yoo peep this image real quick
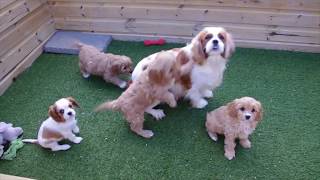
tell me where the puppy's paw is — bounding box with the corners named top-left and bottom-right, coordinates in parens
top-left (82, 73), bottom-right (90, 78)
top-left (119, 81), bottom-right (127, 89)
top-left (73, 137), bottom-right (83, 144)
top-left (193, 99), bottom-right (208, 109)
top-left (52, 144), bottom-right (71, 151)
top-left (202, 90), bottom-right (213, 98)
top-left (240, 139), bottom-right (251, 148)
top-left (147, 109), bottom-right (166, 120)
top-left (73, 126), bottom-right (80, 134)
top-left (141, 130), bottom-right (154, 138)
top-left (208, 131), bottom-right (218, 141)
top-left (224, 150), bottom-right (235, 160)
top-left (169, 100), bottom-right (177, 108)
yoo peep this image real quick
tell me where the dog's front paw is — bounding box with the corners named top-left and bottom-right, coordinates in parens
top-left (73, 137), bottom-right (83, 144)
top-left (147, 109), bottom-right (166, 120)
top-left (52, 144), bottom-right (71, 151)
top-left (202, 90), bottom-right (213, 98)
top-left (119, 81), bottom-right (127, 89)
top-left (224, 150), bottom-right (235, 160)
top-left (169, 100), bottom-right (177, 108)
top-left (208, 131), bottom-right (218, 141)
top-left (141, 130), bottom-right (154, 138)
top-left (240, 139), bottom-right (251, 148)
top-left (73, 126), bottom-right (80, 133)
top-left (193, 99), bottom-right (208, 109)
top-left (82, 73), bottom-right (90, 78)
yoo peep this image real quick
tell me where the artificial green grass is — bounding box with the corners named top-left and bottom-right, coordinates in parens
top-left (0, 40), bottom-right (319, 179)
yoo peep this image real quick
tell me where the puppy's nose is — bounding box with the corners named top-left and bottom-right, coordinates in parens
top-left (67, 111), bottom-right (73, 116)
top-left (213, 40), bottom-right (218, 45)
top-left (245, 115), bottom-right (251, 120)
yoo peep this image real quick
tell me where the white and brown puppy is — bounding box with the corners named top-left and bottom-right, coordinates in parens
top-left (23, 97), bottom-right (82, 151)
top-left (132, 27), bottom-right (235, 119)
top-left (206, 97), bottom-right (263, 160)
top-left (76, 42), bottom-right (133, 88)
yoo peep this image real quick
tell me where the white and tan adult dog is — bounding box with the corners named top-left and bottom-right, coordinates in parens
top-left (23, 97), bottom-right (82, 151)
top-left (132, 27), bottom-right (235, 119)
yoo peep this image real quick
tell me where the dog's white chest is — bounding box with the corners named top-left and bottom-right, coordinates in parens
top-left (191, 57), bottom-right (226, 88)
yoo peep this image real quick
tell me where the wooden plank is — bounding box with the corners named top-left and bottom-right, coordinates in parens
top-left (0, 5), bottom-right (50, 58)
top-left (0, 0), bottom-right (44, 33)
top-left (54, 17), bottom-right (320, 44)
top-left (0, 19), bottom-right (55, 81)
top-left (47, 0), bottom-right (320, 12)
top-left (0, 0), bottom-right (17, 10)
top-left (0, 22), bottom-right (55, 95)
top-left (109, 32), bottom-right (320, 53)
top-left (49, 3), bottom-right (320, 28)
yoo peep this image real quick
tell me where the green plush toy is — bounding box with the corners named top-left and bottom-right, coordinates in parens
top-left (2, 139), bottom-right (24, 160)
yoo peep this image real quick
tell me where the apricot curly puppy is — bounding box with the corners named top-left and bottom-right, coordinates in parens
top-left (76, 42), bottom-right (133, 88)
top-left (95, 51), bottom-right (191, 138)
top-left (206, 97), bottom-right (263, 160)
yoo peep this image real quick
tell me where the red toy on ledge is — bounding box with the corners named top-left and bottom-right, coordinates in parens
top-left (143, 38), bottom-right (166, 46)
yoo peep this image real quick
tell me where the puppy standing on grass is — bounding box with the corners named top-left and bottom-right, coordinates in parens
top-left (206, 97), bottom-right (263, 160)
top-left (23, 97), bottom-right (82, 151)
top-left (95, 51), bottom-right (194, 138)
top-left (76, 42), bottom-right (133, 88)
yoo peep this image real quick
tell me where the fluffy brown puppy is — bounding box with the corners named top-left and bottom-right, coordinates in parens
top-left (76, 42), bottom-right (133, 88)
top-left (95, 51), bottom-right (191, 138)
top-left (206, 97), bottom-right (263, 160)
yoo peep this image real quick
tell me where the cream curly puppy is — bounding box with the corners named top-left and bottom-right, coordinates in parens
top-left (76, 42), bottom-right (133, 88)
top-left (206, 97), bottom-right (263, 160)
top-left (95, 50), bottom-right (193, 138)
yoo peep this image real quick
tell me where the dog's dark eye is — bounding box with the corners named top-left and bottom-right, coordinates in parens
top-left (69, 105), bottom-right (72, 108)
top-left (205, 34), bottom-right (213, 40)
top-left (218, 33), bottom-right (225, 41)
top-left (59, 109), bottom-right (64, 114)
top-left (240, 107), bottom-right (245, 111)
top-left (252, 109), bottom-right (256, 112)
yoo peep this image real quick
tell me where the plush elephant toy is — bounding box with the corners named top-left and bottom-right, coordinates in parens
top-left (0, 122), bottom-right (23, 157)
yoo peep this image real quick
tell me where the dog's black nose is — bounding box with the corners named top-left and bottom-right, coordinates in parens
top-left (245, 115), bottom-right (251, 120)
top-left (67, 112), bottom-right (73, 116)
top-left (213, 40), bottom-right (218, 45)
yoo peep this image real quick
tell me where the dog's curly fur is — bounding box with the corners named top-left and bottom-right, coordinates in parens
top-left (76, 42), bottom-right (133, 88)
top-left (95, 51), bottom-right (192, 138)
top-left (205, 97), bottom-right (263, 160)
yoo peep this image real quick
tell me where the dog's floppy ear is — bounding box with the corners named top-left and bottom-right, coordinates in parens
top-left (192, 31), bottom-right (208, 65)
top-left (254, 101), bottom-right (263, 121)
top-left (48, 105), bottom-right (65, 122)
top-left (220, 31), bottom-right (235, 59)
top-left (176, 50), bottom-right (192, 76)
top-left (67, 97), bottom-right (80, 108)
top-left (227, 100), bottom-right (238, 119)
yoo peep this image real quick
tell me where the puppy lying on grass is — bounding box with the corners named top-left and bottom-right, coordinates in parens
top-left (76, 42), bottom-right (133, 88)
top-left (95, 50), bottom-right (194, 138)
top-left (206, 97), bottom-right (263, 160)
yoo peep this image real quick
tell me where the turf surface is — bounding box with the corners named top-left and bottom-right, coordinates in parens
top-left (0, 41), bottom-right (319, 179)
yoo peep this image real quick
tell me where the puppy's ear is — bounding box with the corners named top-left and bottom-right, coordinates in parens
top-left (111, 65), bottom-right (120, 75)
top-left (192, 31), bottom-right (208, 64)
top-left (148, 69), bottom-right (165, 85)
top-left (220, 31), bottom-right (235, 59)
top-left (227, 100), bottom-right (238, 119)
top-left (48, 105), bottom-right (65, 122)
top-left (176, 50), bottom-right (192, 76)
top-left (254, 101), bottom-right (263, 121)
top-left (67, 97), bottom-right (80, 108)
